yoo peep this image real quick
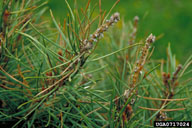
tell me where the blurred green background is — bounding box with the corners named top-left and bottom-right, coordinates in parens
top-left (47, 0), bottom-right (192, 63)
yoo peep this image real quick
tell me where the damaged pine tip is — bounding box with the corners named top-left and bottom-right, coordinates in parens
top-left (80, 12), bottom-right (120, 52)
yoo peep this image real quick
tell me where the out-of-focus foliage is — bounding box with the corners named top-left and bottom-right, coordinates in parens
top-left (48, 0), bottom-right (192, 63)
